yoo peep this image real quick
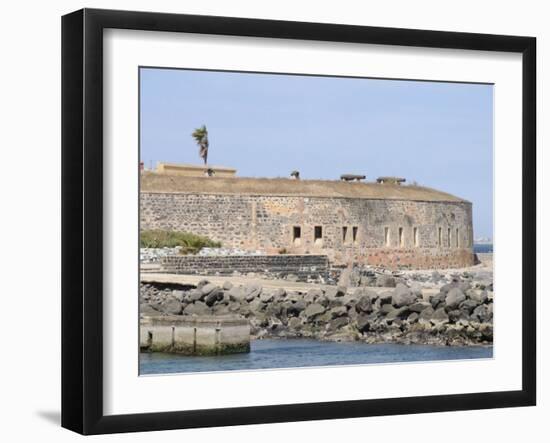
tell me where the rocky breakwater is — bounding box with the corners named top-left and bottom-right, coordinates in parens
top-left (140, 276), bottom-right (493, 347)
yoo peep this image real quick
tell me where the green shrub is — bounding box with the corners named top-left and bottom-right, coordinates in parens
top-left (140, 230), bottom-right (221, 254)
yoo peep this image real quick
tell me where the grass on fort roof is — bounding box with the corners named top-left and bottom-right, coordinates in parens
top-left (140, 229), bottom-right (221, 254)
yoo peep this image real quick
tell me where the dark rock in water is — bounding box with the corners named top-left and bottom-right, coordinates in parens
top-left (328, 317), bottom-right (349, 331)
top-left (377, 275), bottom-right (396, 288)
top-left (183, 301), bottom-right (210, 316)
top-left (445, 288), bottom-right (466, 310)
top-left (160, 297), bottom-right (183, 315)
top-left (355, 295), bottom-right (373, 313)
top-left (356, 314), bottom-right (370, 332)
top-left (288, 317), bottom-right (302, 330)
top-left (392, 283), bottom-right (417, 307)
top-left (304, 303), bottom-right (326, 319)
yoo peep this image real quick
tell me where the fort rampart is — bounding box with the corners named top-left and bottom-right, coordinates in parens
top-left (140, 174), bottom-right (475, 270)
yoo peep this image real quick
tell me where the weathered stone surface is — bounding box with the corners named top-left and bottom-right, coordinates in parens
top-left (459, 299), bottom-right (479, 314)
top-left (472, 304), bottom-right (492, 323)
top-left (243, 282), bottom-right (262, 301)
top-left (160, 297), bottom-right (183, 315)
top-left (286, 300), bottom-right (307, 317)
top-left (328, 306), bottom-right (348, 319)
top-left (409, 301), bottom-right (431, 313)
top-left (140, 303), bottom-right (160, 316)
top-left (386, 306), bottom-right (409, 321)
top-left (288, 317), bottom-right (302, 329)
top-left (355, 296), bottom-right (373, 313)
top-left (431, 307), bottom-right (449, 325)
top-left (172, 290), bottom-right (185, 302)
top-left (418, 306), bottom-right (435, 320)
top-left (430, 292), bottom-right (446, 309)
top-left (328, 317), bottom-right (349, 331)
top-left (259, 291), bottom-right (274, 303)
top-left (204, 288), bottom-right (223, 306)
top-left (272, 288), bottom-right (287, 300)
top-left (445, 288), bottom-right (466, 310)
top-left (183, 301), bottom-right (210, 316)
top-left (304, 303), bottom-right (326, 319)
top-left (200, 283), bottom-right (218, 296)
top-left (227, 285), bottom-right (246, 301)
top-left (305, 288), bottom-right (323, 302)
top-left (222, 281), bottom-right (233, 290)
top-left (392, 284), bottom-right (417, 307)
top-left (469, 290), bottom-right (489, 304)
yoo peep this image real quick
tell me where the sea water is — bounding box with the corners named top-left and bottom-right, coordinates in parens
top-left (140, 339), bottom-right (493, 375)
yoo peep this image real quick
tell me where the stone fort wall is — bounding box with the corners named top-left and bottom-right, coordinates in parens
top-left (140, 192), bottom-right (474, 269)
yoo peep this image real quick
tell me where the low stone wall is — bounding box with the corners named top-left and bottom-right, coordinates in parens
top-left (364, 248), bottom-right (475, 270)
top-left (140, 315), bottom-right (250, 355)
top-left (160, 254), bottom-right (329, 278)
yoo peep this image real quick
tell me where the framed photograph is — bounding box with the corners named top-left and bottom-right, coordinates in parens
top-left (61, 8), bottom-right (536, 435)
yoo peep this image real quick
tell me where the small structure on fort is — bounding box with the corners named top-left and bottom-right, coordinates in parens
top-left (340, 174), bottom-right (366, 182)
top-left (377, 176), bottom-right (406, 185)
top-left (140, 164), bottom-right (474, 270)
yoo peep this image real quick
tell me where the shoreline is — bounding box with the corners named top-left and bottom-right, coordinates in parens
top-left (140, 259), bottom-right (493, 348)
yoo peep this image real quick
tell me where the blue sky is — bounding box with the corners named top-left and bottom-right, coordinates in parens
top-left (140, 68), bottom-right (493, 239)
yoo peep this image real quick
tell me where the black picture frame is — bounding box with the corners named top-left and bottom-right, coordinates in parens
top-left (61, 8), bottom-right (536, 435)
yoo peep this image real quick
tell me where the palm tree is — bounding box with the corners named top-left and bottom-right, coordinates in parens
top-left (191, 125), bottom-right (209, 165)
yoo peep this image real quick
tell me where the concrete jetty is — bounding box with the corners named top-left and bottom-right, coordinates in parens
top-left (140, 315), bottom-right (250, 355)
